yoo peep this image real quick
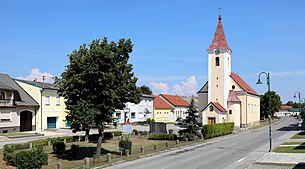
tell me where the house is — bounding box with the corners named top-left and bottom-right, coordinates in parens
top-left (15, 79), bottom-right (69, 131)
top-left (153, 95), bottom-right (174, 123)
top-left (197, 15), bottom-right (260, 128)
top-left (275, 106), bottom-right (298, 117)
top-left (114, 94), bottom-right (154, 123)
top-left (159, 94), bottom-right (189, 120)
top-left (0, 73), bottom-right (39, 133)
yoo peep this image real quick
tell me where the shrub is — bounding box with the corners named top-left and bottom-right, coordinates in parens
top-left (148, 133), bottom-right (177, 140)
top-left (201, 122), bottom-right (234, 139)
top-left (70, 144), bottom-right (80, 160)
top-left (112, 131), bottom-right (122, 136)
top-left (13, 147), bottom-right (48, 169)
top-left (119, 136), bottom-right (132, 155)
top-left (133, 129), bottom-right (139, 135)
top-left (52, 142), bottom-right (66, 155)
top-left (104, 132), bottom-right (114, 140)
top-left (31, 139), bottom-right (49, 148)
top-left (139, 131), bottom-right (149, 135)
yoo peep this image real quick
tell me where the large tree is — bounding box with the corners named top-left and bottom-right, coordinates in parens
top-left (176, 97), bottom-right (201, 140)
top-left (260, 91), bottom-right (282, 119)
top-left (139, 85), bottom-right (152, 95)
top-left (55, 38), bottom-right (141, 159)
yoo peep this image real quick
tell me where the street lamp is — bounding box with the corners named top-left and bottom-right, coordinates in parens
top-left (256, 72), bottom-right (272, 152)
top-left (293, 91), bottom-right (301, 120)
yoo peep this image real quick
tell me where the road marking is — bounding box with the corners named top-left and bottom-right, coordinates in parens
top-left (234, 157), bottom-right (245, 163)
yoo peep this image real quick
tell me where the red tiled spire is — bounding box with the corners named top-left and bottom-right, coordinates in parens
top-left (207, 15), bottom-right (230, 51)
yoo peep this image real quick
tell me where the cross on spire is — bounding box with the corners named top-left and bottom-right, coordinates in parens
top-left (218, 7), bottom-right (222, 15)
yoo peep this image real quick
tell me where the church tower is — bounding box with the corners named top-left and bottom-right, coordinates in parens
top-left (207, 15), bottom-right (231, 109)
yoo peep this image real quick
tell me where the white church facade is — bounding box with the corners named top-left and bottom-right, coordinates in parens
top-left (198, 15), bottom-right (260, 128)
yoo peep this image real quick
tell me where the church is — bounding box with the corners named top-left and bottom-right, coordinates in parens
top-left (197, 15), bottom-right (260, 128)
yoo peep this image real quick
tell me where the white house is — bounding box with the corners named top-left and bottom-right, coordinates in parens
top-left (114, 94), bottom-right (154, 123)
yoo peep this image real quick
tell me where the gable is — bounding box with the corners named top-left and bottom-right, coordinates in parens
top-left (197, 81), bottom-right (208, 93)
top-left (201, 102), bottom-right (227, 112)
top-left (230, 72), bottom-right (259, 96)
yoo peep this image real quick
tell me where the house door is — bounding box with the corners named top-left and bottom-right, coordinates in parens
top-left (20, 111), bottom-right (32, 132)
top-left (47, 117), bottom-right (57, 128)
top-left (208, 117), bottom-right (216, 124)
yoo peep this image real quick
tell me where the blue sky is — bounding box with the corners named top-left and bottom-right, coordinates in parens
top-left (0, 0), bottom-right (304, 103)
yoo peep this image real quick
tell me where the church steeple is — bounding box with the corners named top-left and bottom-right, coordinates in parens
top-left (207, 15), bottom-right (230, 51)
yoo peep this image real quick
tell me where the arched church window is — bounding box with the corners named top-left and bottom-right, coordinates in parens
top-left (209, 106), bottom-right (213, 111)
top-left (215, 57), bottom-right (220, 66)
top-left (232, 85), bottom-right (235, 90)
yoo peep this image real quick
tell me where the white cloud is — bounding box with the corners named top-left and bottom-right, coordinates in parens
top-left (17, 68), bottom-right (54, 83)
top-left (150, 82), bottom-right (169, 94)
top-left (149, 76), bottom-right (198, 96)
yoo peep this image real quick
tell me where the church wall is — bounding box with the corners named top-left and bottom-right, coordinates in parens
top-left (246, 95), bottom-right (260, 126)
top-left (198, 93), bottom-right (208, 112)
top-left (227, 102), bottom-right (241, 127)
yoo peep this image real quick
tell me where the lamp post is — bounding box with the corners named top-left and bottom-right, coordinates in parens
top-left (293, 91), bottom-right (301, 120)
top-left (256, 72), bottom-right (272, 152)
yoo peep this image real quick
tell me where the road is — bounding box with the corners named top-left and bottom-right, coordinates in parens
top-left (105, 117), bottom-right (299, 169)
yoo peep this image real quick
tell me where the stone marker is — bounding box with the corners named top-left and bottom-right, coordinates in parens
top-left (141, 146), bottom-right (145, 154)
top-left (84, 157), bottom-right (90, 168)
top-left (126, 150), bottom-right (130, 157)
top-left (154, 144), bottom-right (158, 150)
top-left (57, 161), bottom-right (63, 169)
top-left (176, 140), bottom-right (179, 144)
top-left (107, 153), bottom-right (111, 163)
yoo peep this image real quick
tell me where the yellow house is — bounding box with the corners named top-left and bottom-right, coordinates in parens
top-left (197, 15), bottom-right (260, 128)
top-left (15, 79), bottom-right (69, 131)
top-left (153, 95), bottom-right (174, 123)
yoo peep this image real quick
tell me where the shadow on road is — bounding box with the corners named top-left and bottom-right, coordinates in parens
top-left (293, 163), bottom-right (305, 169)
top-left (276, 123), bottom-right (298, 131)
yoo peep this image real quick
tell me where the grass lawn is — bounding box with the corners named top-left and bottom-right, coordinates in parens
top-left (0, 135), bottom-right (203, 169)
top-left (291, 132), bottom-right (305, 139)
top-left (0, 132), bottom-right (38, 137)
top-left (273, 144), bottom-right (305, 153)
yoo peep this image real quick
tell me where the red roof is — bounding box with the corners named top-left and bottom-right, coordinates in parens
top-left (212, 102), bottom-right (227, 112)
top-left (160, 94), bottom-right (189, 107)
top-left (227, 90), bottom-right (241, 102)
top-left (207, 15), bottom-right (230, 51)
top-left (280, 106), bottom-right (293, 109)
top-left (154, 96), bottom-right (173, 109)
top-left (230, 72), bottom-right (259, 96)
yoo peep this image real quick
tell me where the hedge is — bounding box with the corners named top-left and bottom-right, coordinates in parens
top-left (148, 133), bottom-right (177, 140)
top-left (119, 136), bottom-right (132, 155)
top-left (201, 122), bottom-right (234, 139)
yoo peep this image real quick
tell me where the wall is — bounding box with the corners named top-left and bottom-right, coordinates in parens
top-left (153, 108), bottom-right (173, 122)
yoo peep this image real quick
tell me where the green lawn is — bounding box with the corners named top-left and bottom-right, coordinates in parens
top-left (273, 145), bottom-right (305, 153)
top-left (282, 142), bottom-right (305, 145)
top-left (291, 132), bottom-right (305, 139)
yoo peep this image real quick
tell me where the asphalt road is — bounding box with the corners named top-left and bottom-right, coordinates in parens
top-left (105, 117), bottom-right (299, 169)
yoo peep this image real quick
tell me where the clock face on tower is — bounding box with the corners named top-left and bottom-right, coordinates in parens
top-left (215, 49), bottom-right (220, 55)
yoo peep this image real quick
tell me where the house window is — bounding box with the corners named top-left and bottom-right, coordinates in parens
top-left (56, 96), bottom-right (60, 106)
top-left (115, 112), bottom-right (121, 119)
top-left (229, 110), bottom-right (232, 115)
top-left (0, 91), bottom-right (5, 100)
top-left (0, 110), bottom-right (11, 122)
top-left (131, 112), bottom-right (136, 119)
top-left (45, 96), bottom-right (50, 106)
top-left (215, 57), bottom-right (220, 66)
top-left (209, 106), bottom-right (213, 112)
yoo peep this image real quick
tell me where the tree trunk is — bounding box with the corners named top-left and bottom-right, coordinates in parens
top-left (95, 125), bottom-right (104, 160)
top-left (85, 129), bottom-right (90, 143)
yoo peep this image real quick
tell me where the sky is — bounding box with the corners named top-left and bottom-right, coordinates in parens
top-left (0, 0), bottom-right (305, 103)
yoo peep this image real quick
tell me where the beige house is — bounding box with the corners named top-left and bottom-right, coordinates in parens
top-left (198, 15), bottom-right (260, 128)
top-left (0, 73), bottom-right (39, 133)
top-left (16, 79), bottom-right (69, 131)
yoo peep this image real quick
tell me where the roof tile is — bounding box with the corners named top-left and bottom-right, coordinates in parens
top-left (208, 15), bottom-right (230, 51)
top-left (160, 94), bottom-right (189, 107)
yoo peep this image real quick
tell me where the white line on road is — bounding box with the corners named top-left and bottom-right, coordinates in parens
top-left (234, 157), bottom-right (245, 163)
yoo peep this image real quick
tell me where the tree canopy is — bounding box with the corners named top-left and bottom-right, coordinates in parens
top-left (260, 91), bottom-right (282, 118)
top-left (55, 37), bottom-right (141, 158)
top-left (139, 85), bottom-right (152, 95)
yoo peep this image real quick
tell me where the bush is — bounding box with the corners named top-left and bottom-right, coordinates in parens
top-left (104, 132), bottom-right (114, 140)
top-left (52, 142), bottom-right (66, 155)
top-left (13, 147), bottom-right (48, 169)
top-left (31, 139), bottom-right (49, 148)
top-left (139, 131), bottom-right (149, 135)
top-left (112, 131), bottom-right (122, 136)
top-left (148, 133), bottom-right (177, 140)
top-left (201, 122), bottom-right (234, 139)
top-left (133, 129), bottom-right (139, 135)
top-left (119, 136), bottom-right (132, 155)
top-left (70, 144), bottom-right (80, 160)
